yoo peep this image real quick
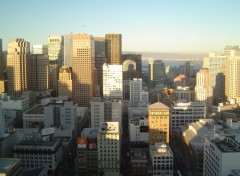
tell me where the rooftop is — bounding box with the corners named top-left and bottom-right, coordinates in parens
top-left (25, 105), bottom-right (44, 115)
top-left (149, 102), bottom-right (170, 110)
top-left (0, 158), bottom-right (21, 173)
top-left (209, 136), bottom-right (240, 153)
top-left (22, 166), bottom-right (47, 176)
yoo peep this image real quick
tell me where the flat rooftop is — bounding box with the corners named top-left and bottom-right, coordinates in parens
top-left (210, 136), bottom-right (240, 153)
top-left (22, 166), bottom-right (47, 176)
top-left (0, 158), bottom-right (21, 173)
top-left (25, 105), bottom-right (44, 114)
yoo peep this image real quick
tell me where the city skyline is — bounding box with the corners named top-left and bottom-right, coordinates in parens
top-left (1, 0), bottom-right (240, 53)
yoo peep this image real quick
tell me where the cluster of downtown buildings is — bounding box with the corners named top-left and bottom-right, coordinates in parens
top-left (0, 34), bottom-right (240, 176)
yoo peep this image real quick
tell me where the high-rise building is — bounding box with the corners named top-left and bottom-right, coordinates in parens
top-left (103, 63), bottom-right (123, 99)
top-left (98, 122), bottom-right (120, 176)
top-left (195, 69), bottom-right (212, 113)
top-left (72, 34), bottom-right (95, 107)
top-left (58, 66), bottom-right (72, 98)
top-left (122, 54), bottom-right (142, 79)
top-left (0, 39), bottom-right (2, 53)
top-left (184, 61), bottom-right (193, 77)
top-left (0, 102), bottom-right (5, 134)
top-left (148, 102), bottom-right (170, 144)
top-left (48, 35), bottom-right (64, 65)
top-left (29, 45), bottom-right (49, 92)
top-left (64, 33), bottom-right (73, 67)
top-left (7, 38), bottom-right (30, 97)
top-left (105, 34), bottom-right (122, 64)
top-left (148, 58), bottom-right (166, 86)
top-left (94, 37), bottom-right (106, 96)
top-left (224, 45), bottom-right (240, 56)
top-left (225, 52), bottom-right (240, 104)
top-left (129, 78), bottom-right (148, 106)
top-left (49, 64), bottom-right (59, 96)
top-left (203, 52), bottom-right (227, 103)
top-left (48, 36), bottom-right (64, 96)
top-left (0, 39), bottom-right (4, 71)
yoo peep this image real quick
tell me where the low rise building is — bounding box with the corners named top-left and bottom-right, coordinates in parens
top-left (129, 116), bottom-right (148, 143)
top-left (13, 137), bottom-right (62, 172)
top-left (174, 86), bottom-right (194, 102)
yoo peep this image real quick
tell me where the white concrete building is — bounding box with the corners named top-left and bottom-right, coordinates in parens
top-left (203, 52), bottom-right (226, 101)
top-left (98, 122), bottom-right (120, 176)
top-left (90, 97), bottom-right (122, 128)
top-left (48, 35), bottom-right (64, 65)
top-left (195, 69), bottom-right (213, 113)
top-left (128, 104), bottom-right (148, 119)
top-left (174, 86), bottom-right (194, 102)
top-left (203, 135), bottom-right (240, 176)
top-left (0, 94), bottom-right (29, 111)
top-left (171, 100), bottom-right (206, 131)
top-left (150, 143), bottom-right (173, 176)
top-left (129, 116), bottom-right (148, 143)
top-left (103, 63), bottom-right (123, 99)
top-left (23, 98), bottom-right (77, 129)
top-left (129, 78), bottom-right (149, 106)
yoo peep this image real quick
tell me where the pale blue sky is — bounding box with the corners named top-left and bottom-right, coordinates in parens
top-left (1, 0), bottom-right (240, 53)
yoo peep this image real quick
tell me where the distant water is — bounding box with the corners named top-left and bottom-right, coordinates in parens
top-left (142, 59), bottom-right (203, 71)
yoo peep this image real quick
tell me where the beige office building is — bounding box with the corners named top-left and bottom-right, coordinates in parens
top-left (225, 52), bottom-right (240, 104)
top-left (148, 102), bottom-right (170, 145)
top-left (195, 68), bottom-right (212, 113)
top-left (105, 34), bottom-right (122, 64)
top-left (58, 66), bottom-right (72, 98)
top-left (72, 34), bottom-right (95, 107)
top-left (7, 38), bottom-right (30, 97)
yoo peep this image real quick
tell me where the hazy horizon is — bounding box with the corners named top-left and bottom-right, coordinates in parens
top-left (1, 0), bottom-right (240, 52)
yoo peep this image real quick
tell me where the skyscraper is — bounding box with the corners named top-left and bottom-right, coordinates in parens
top-left (72, 34), bottom-right (95, 107)
top-left (148, 58), bottom-right (166, 86)
top-left (29, 45), bottom-right (49, 92)
top-left (195, 69), bottom-right (212, 113)
top-left (103, 63), bottom-right (123, 99)
top-left (184, 61), bottom-right (193, 77)
top-left (7, 38), bottom-right (30, 97)
top-left (48, 36), bottom-right (64, 96)
top-left (105, 34), bottom-right (122, 64)
top-left (224, 45), bottom-right (240, 56)
top-left (94, 37), bottom-right (106, 96)
top-left (58, 66), bottom-right (72, 98)
top-left (148, 102), bottom-right (170, 145)
top-left (122, 54), bottom-right (142, 79)
top-left (225, 52), bottom-right (240, 104)
top-left (203, 52), bottom-right (226, 103)
top-left (64, 33), bottom-right (73, 67)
